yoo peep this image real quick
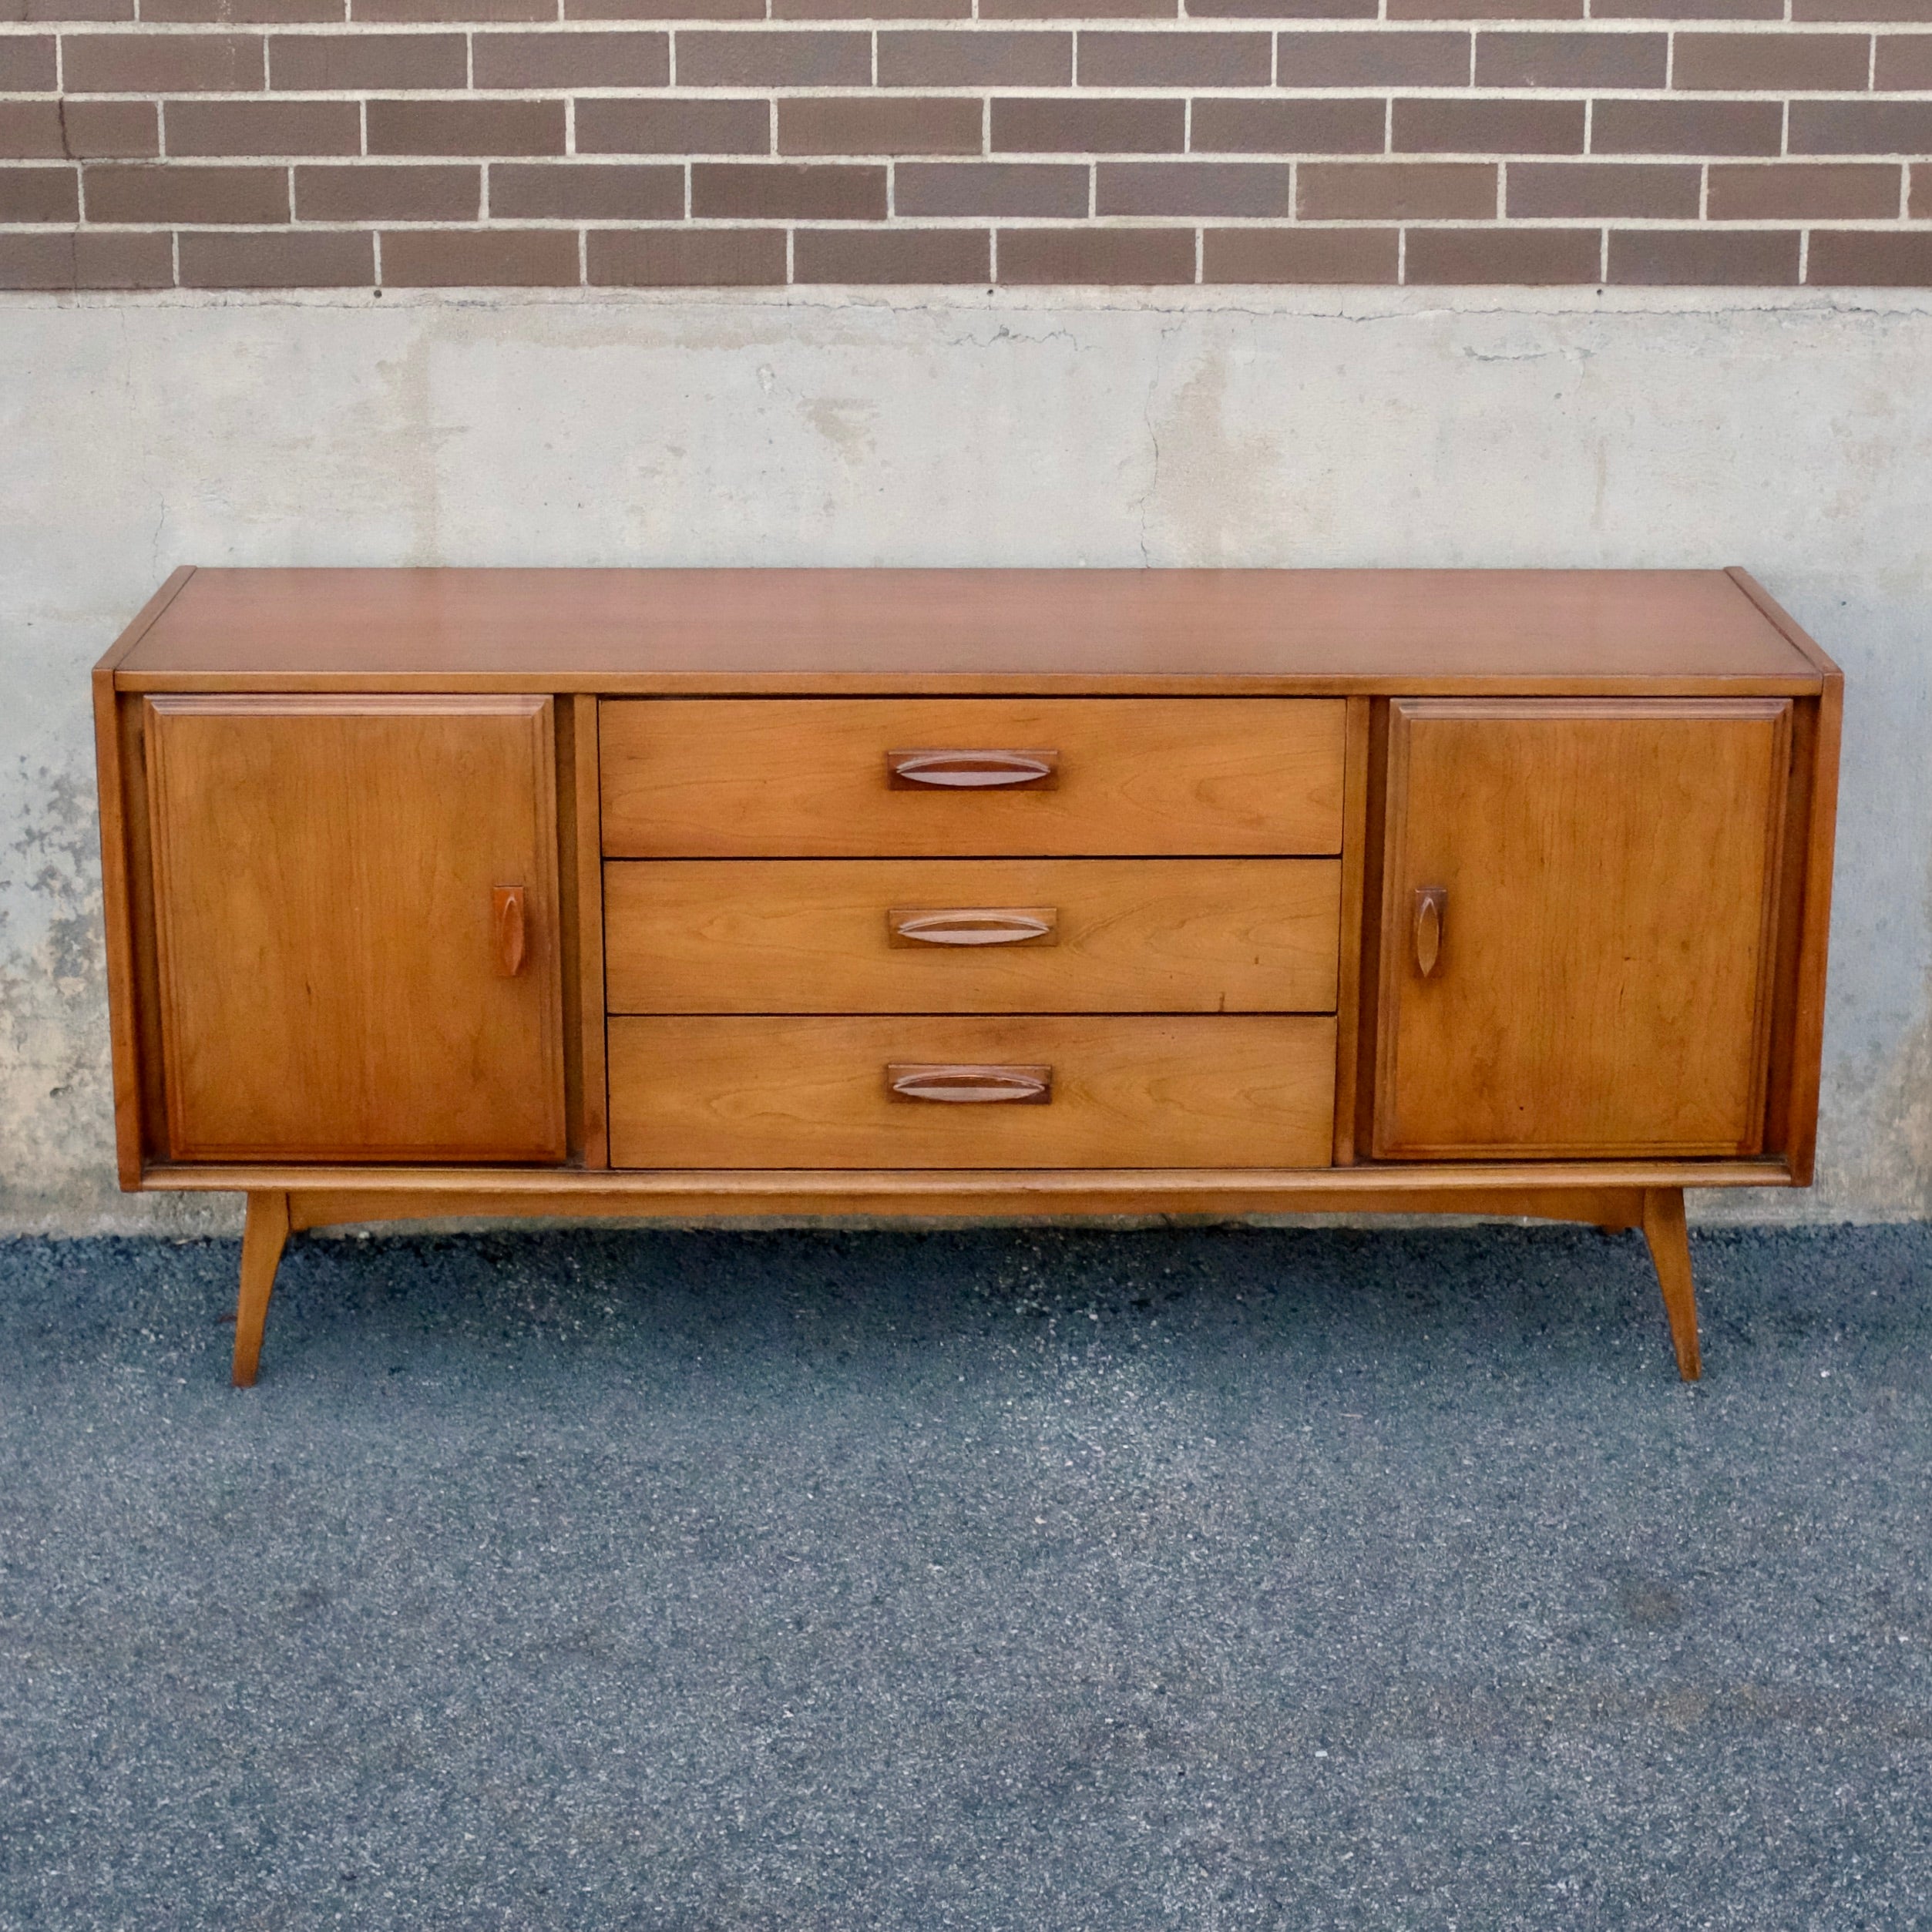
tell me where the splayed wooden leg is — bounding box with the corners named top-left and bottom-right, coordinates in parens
top-left (1641, 1187), bottom-right (1701, 1382)
top-left (234, 1190), bottom-right (291, 1389)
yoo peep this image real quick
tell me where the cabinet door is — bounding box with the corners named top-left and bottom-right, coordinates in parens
top-left (146, 695), bottom-right (565, 1163)
top-left (1373, 698), bottom-right (1790, 1159)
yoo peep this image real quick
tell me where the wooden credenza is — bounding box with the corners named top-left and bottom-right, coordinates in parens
top-left (92, 568), bottom-right (1843, 1386)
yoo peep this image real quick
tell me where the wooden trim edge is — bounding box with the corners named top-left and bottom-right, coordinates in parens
top-left (1725, 568), bottom-right (1843, 680)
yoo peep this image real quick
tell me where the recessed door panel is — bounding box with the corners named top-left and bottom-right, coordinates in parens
top-left (146, 694), bottom-right (566, 1163)
top-left (1373, 698), bottom-right (1790, 1159)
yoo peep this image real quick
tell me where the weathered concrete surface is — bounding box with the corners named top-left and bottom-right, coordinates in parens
top-left (2, 287), bottom-right (1928, 1229)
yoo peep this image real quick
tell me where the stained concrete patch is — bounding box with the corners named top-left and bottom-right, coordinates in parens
top-left (1, 1223), bottom-right (1928, 1927)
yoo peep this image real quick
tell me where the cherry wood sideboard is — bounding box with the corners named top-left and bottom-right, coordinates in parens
top-left (92, 568), bottom-right (1842, 1386)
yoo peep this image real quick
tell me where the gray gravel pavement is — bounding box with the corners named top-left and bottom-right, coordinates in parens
top-left (1, 1222), bottom-right (1929, 1930)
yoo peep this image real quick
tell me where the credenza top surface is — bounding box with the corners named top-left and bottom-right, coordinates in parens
top-left (108, 567), bottom-right (1829, 694)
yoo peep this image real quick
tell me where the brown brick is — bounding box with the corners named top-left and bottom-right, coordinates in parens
top-left (1077, 31), bottom-right (1270, 86)
top-left (577, 97), bottom-right (770, 153)
top-left (1709, 161), bottom-right (1901, 217)
top-left (368, 100), bottom-right (566, 156)
top-left (0, 102), bottom-right (155, 158)
top-left (62, 32), bottom-right (265, 92)
top-left (877, 29), bottom-right (1070, 85)
top-left (270, 32), bottom-right (467, 89)
top-left (143, 0), bottom-right (339, 18)
top-left (1507, 160), bottom-right (1700, 217)
top-left (691, 160), bottom-right (886, 217)
top-left (570, 0), bottom-right (758, 15)
top-left (165, 100), bottom-right (362, 157)
top-left (297, 162), bottom-right (481, 218)
top-left (1799, 0), bottom-right (1932, 18)
top-left (0, 165), bottom-right (76, 220)
top-left (778, 97), bottom-right (982, 155)
top-left (1190, 99), bottom-right (1384, 153)
top-left (1790, 100), bottom-right (1932, 150)
top-left (472, 30), bottom-right (669, 87)
top-left (982, 0), bottom-right (1174, 15)
top-left (1594, 0), bottom-right (1778, 15)
top-left (0, 35), bottom-right (55, 87)
top-left (795, 226), bottom-right (989, 281)
top-left (589, 226), bottom-right (785, 284)
top-left (1276, 30), bottom-right (1470, 84)
top-left (1393, 99), bottom-right (1584, 153)
top-left (1097, 160), bottom-right (1293, 214)
top-left (381, 227), bottom-right (580, 285)
top-left (84, 163), bottom-right (287, 223)
top-left (0, 230), bottom-right (171, 289)
top-left (777, 0), bottom-right (965, 15)
top-left (1807, 229), bottom-right (1932, 281)
top-left (354, 0), bottom-right (551, 18)
top-left (1390, 0), bottom-right (1578, 15)
top-left (1405, 225), bottom-right (1599, 282)
top-left (895, 160), bottom-right (1087, 215)
top-left (992, 98), bottom-right (1185, 153)
top-left (1299, 160), bottom-right (1495, 219)
top-left (60, 99), bottom-right (156, 156)
top-left (1, 0), bottom-right (130, 15)
top-left (1608, 227), bottom-right (1799, 281)
top-left (1672, 32), bottom-right (1873, 89)
top-left (1876, 33), bottom-right (1932, 83)
top-left (997, 225), bottom-right (1194, 282)
top-left (1917, 162), bottom-right (1930, 216)
top-left (1474, 29), bottom-right (1668, 86)
top-left (489, 160), bottom-right (682, 217)
top-left (181, 229), bottom-right (374, 287)
top-left (676, 30), bottom-right (871, 86)
top-left (1591, 98), bottom-right (1782, 155)
top-left (1196, 0), bottom-right (1374, 15)
top-left (1203, 226), bottom-right (1398, 280)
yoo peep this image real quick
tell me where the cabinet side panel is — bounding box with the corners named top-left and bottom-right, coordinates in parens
top-left (1781, 675), bottom-right (1842, 1184)
top-left (93, 679), bottom-right (143, 1187)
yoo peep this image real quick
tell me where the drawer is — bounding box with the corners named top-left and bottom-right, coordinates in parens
top-left (607, 1015), bottom-right (1337, 1170)
top-left (599, 699), bottom-right (1346, 858)
top-left (604, 858), bottom-right (1341, 1014)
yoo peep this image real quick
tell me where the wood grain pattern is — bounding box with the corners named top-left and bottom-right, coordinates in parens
top-left (573, 694), bottom-right (610, 1168)
top-left (145, 695), bottom-right (568, 1163)
top-left (113, 568), bottom-right (1821, 692)
top-left (600, 698), bottom-right (1346, 858)
top-left (606, 1015), bottom-right (1337, 1171)
top-left (1373, 699), bottom-right (1792, 1160)
top-left (603, 858), bottom-right (1341, 1014)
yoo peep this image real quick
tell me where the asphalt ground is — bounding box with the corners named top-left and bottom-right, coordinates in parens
top-left (1, 1223), bottom-right (1928, 1930)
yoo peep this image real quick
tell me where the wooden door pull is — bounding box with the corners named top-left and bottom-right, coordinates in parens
top-left (1413, 886), bottom-right (1446, 978)
top-left (886, 1063), bottom-right (1053, 1104)
top-left (888, 907), bottom-right (1059, 947)
top-left (492, 885), bottom-right (528, 977)
top-left (887, 749), bottom-right (1059, 790)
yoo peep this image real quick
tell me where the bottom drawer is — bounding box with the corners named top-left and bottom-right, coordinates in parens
top-left (607, 1015), bottom-right (1337, 1171)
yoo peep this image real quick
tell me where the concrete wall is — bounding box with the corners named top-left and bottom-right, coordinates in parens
top-left (4, 284), bottom-right (1928, 1231)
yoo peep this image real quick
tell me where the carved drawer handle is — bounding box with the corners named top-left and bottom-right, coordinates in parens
top-left (1413, 886), bottom-right (1446, 979)
top-left (887, 749), bottom-right (1060, 791)
top-left (492, 885), bottom-right (528, 978)
top-left (889, 907), bottom-right (1059, 948)
top-left (886, 1063), bottom-right (1053, 1104)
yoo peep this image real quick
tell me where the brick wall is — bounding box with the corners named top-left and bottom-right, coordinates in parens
top-left (2, 0), bottom-right (1929, 291)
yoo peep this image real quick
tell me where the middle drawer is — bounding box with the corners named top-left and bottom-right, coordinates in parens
top-left (605, 858), bottom-right (1342, 1014)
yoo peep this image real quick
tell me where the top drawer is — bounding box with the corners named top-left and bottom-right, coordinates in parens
top-left (600, 699), bottom-right (1347, 858)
